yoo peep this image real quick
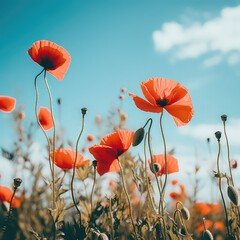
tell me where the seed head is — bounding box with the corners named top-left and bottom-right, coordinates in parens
top-left (13, 178), bottom-right (22, 188)
top-left (92, 160), bottom-right (97, 168)
top-left (227, 185), bottom-right (239, 206)
top-left (81, 107), bottom-right (87, 116)
top-left (221, 114), bottom-right (227, 122)
top-left (215, 131), bottom-right (222, 140)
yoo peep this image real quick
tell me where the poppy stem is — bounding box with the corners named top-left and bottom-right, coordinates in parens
top-left (222, 121), bottom-right (234, 186)
top-left (70, 110), bottom-right (86, 225)
top-left (117, 157), bottom-right (138, 239)
top-left (159, 111), bottom-right (167, 212)
top-left (143, 132), bottom-right (155, 211)
top-left (43, 71), bottom-right (57, 210)
top-left (216, 137), bottom-right (230, 236)
top-left (90, 162), bottom-right (97, 213)
top-left (146, 119), bottom-right (163, 216)
top-left (109, 197), bottom-right (115, 239)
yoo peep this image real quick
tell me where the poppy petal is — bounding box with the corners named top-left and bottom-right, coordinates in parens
top-left (97, 159), bottom-right (120, 176)
top-left (129, 93), bottom-right (162, 113)
top-left (0, 96), bottom-right (16, 112)
top-left (38, 107), bottom-right (53, 130)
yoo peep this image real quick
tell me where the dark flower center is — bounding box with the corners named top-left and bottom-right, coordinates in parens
top-left (40, 57), bottom-right (55, 70)
top-left (156, 98), bottom-right (169, 107)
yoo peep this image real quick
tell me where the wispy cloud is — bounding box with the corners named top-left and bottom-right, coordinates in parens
top-left (178, 119), bottom-right (240, 146)
top-left (153, 5), bottom-right (240, 66)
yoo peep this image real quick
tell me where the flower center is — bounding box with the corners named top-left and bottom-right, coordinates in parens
top-left (40, 57), bottom-right (55, 70)
top-left (156, 98), bottom-right (168, 107)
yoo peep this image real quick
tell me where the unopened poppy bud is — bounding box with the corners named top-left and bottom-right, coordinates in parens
top-left (231, 159), bottom-right (237, 169)
top-left (92, 160), bottom-right (97, 167)
top-left (215, 131), bottom-right (222, 140)
top-left (132, 128), bottom-right (145, 146)
top-left (203, 230), bottom-right (213, 240)
top-left (227, 185), bottom-right (239, 206)
top-left (13, 178), bottom-right (22, 188)
top-left (57, 98), bottom-right (61, 105)
top-left (81, 107), bottom-right (87, 116)
top-left (181, 207), bottom-right (190, 220)
top-left (98, 233), bottom-right (109, 240)
top-left (221, 114), bottom-right (227, 122)
top-left (151, 163), bottom-right (161, 173)
top-left (206, 138), bottom-right (210, 143)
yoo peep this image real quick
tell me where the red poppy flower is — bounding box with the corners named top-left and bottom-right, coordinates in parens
top-left (88, 129), bottom-right (134, 176)
top-left (129, 78), bottom-right (194, 126)
top-left (28, 40), bottom-right (71, 80)
top-left (194, 202), bottom-right (220, 216)
top-left (38, 107), bottom-right (53, 131)
top-left (150, 154), bottom-right (179, 176)
top-left (50, 149), bottom-right (90, 170)
top-left (0, 186), bottom-right (20, 208)
top-left (0, 96), bottom-right (16, 113)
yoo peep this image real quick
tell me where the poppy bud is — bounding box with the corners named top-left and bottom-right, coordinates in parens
top-left (92, 160), bottom-right (97, 167)
top-left (13, 178), bottom-right (22, 188)
top-left (151, 163), bottom-right (161, 174)
top-left (203, 230), bottom-right (213, 240)
top-left (57, 98), bottom-right (61, 105)
top-left (227, 185), bottom-right (239, 206)
top-left (215, 131), bottom-right (222, 140)
top-left (132, 128), bottom-right (145, 146)
top-left (181, 207), bottom-right (190, 220)
top-left (206, 138), bottom-right (210, 143)
top-left (221, 114), bottom-right (227, 122)
top-left (81, 107), bottom-right (87, 116)
top-left (18, 112), bottom-right (25, 120)
top-left (231, 159), bottom-right (237, 169)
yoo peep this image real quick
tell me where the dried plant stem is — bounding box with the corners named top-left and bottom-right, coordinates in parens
top-left (90, 165), bottom-right (96, 213)
top-left (117, 158), bottom-right (138, 239)
top-left (43, 72), bottom-right (57, 209)
top-left (70, 113), bottom-right (85, 225)
top-left (223, 122), bottom-right (234, 186)
top-left (216, 139), bottom-right (230, 236)
top-left (143, 133), bottom-right (155, 211)
top-left (109, 197), bottom-right (115, 240)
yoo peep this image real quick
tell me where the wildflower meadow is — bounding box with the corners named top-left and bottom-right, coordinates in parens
top-left (0, 39), bottom-right (239, 240)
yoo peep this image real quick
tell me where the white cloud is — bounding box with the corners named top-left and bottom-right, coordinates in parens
top-left (153, 5), bottom-right (240, 65)
top-left (178, 118), bottom-right (240, 146)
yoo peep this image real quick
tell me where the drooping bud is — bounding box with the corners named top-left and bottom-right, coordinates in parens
top-left (150, 163), bottom-right (161, 174)
top-left (215, 131), bottom-right (222, 141)
top-left (227, 185), bottom-right (239, 206)
top-left (132, 128), bottom-right (145, 147)
top-left (13, 178), bottom-right (22, 188)
top-left (221, 114), bottom-right (227, 122)
top-left (203, 230), bottom-right (213, 240)
top-left (81, 107), bottom-right (87, 116)
top-left (181, 207), bottom-right (190, 220)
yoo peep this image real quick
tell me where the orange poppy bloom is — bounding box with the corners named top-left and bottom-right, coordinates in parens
top-left (150, 154), bottom-right (179, 176)
top-left (38, 107), bottom-right (53, 131)
top-left (0, 186), bottom-right (20, 208)
top-left (129, 78), bottom-right (194, 126)
top-left (0, 96), bottom-right (16, 113)
top-left (87, 134), bottom-right (94, 142)
top-left (88, 129), bottom-right (134, 176)
top-left (214, 221), bottom-right (224, 231)
top-left (171, 179), bottom-right (178, 185)
top-left (196, 219), bottom-right (213, 233)
top-left (169, 191), bottom-right (180, 200)
top-left (50, 149), bottom-right (90, 170)
top-left (28, 40), bottom-right (71, 80)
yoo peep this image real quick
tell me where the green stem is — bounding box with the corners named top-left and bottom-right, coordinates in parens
top-left (216, 139), bottom-right (230, 236)
top-left (70, 113), bottom-right (85, 225)
top-left (117, 158), bottom-right (138, 239)
top-left (43, 72), bottom-right (57, 209)
top-left (143, 133), bottom-right (155, 211)
top-left (223, 122), bottom-right (234, 186)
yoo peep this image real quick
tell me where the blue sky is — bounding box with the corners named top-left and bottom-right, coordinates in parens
top-left (1, 0), bottom-right (240, 200)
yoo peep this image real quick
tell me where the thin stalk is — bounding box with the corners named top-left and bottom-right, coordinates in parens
top-left (34, 70), bottom-right (53, 175)
top-left (70, 112), bottom-right (85, 225)
top-left (159, 111), bottom-right (168, 200)
top-left (43, 72), bottom-right (57, 209)
top-left (143, 133), bottom-right (155, 211)
top-left (90, 165), bottom-right (97, 213)
top-left (216, 139), bottom-right (230, 236)
top-left (117, 158), bottom-right (138, 239)
top-left (223, 121), bottom-right (234, 186)
top-left (109, 198), bottom-right (115, 240)
top-left (146, 118), bottom-right (163, 215)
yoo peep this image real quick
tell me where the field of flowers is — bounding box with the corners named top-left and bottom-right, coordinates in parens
top-left (0, 40), bottom-right (239, 240)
